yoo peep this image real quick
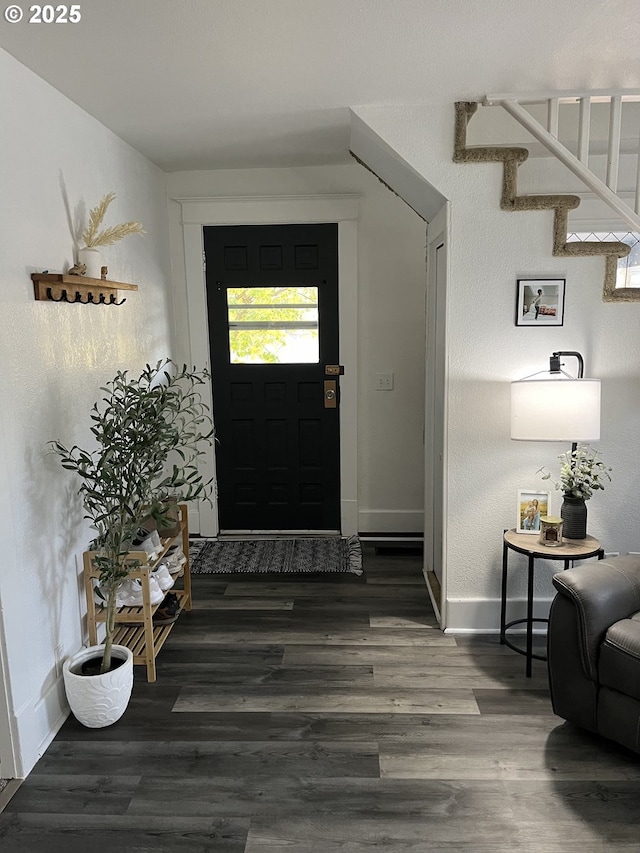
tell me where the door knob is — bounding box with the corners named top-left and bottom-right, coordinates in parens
top-left (324, 379), bottom-right (338, 409)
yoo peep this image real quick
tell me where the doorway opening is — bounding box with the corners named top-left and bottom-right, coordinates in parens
top-left (177, 194), bottom-right (360, 538)
top-left (204, 223), bottom-right (341, 533)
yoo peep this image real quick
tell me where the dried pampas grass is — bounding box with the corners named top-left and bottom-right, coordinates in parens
top-left (82, 192), bottom-right (146, 248)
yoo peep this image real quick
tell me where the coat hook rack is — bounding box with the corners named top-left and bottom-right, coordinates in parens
top-left (32, 273), bottom-right (138, 306)
top-left (46, 287), bottom-right (65, 302)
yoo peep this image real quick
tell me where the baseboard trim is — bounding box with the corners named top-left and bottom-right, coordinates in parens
top-left (359, 533), bottom-right (423, 543)
top-left (425, 569), bottom-right (442, 625)
top-left (12, 675), bottom-right (70, 777)
top-left (358, 509), bottom-right (423, 533)
top-left (0, 778), bottom-right (22, 813)
top-left (444, 596), bottom-right (554, 632)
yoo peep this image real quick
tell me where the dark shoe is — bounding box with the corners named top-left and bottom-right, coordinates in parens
top-left (153, 592), bottom-right (181, 624)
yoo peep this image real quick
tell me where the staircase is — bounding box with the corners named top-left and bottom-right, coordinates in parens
top-left (454, 94), bottom-right (640, 302)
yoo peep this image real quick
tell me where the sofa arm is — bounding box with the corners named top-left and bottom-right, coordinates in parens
top-left (552, 555), bottom-right (640, 680)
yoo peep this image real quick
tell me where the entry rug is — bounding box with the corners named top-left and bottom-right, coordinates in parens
top-left (189, 536), bottom-right (363, 575)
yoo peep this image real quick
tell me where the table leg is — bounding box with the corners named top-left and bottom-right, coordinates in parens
top-left (500, 539), bottom-right (509, 644)
top-left (526, 553), bottom-right (534, 678)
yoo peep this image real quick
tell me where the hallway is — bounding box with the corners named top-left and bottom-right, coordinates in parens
top-left (1, 546), bottom-right (639, 851)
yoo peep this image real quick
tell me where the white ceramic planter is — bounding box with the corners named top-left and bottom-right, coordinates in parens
top-left (78, 247), bottom-right (102, 279)
top-left (63, 644), bottom-right (133, 728)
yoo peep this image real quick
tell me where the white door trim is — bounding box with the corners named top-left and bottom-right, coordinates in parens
top-left (0, 603), bottom-right (19, 779)
top-left (424, 204), bottom-right (449, 628)
top-left (175, 195), bottom-right (360, 537)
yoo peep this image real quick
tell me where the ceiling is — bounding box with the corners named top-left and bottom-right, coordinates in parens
top-left (1, 0), bottom-right (639, 171)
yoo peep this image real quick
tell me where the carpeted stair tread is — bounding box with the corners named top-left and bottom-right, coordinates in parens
top-left (555, 240), bottom-right (630, 257)
top-left (453, 145), bottom-right (529, 164)
top-left (453, 100), bottom-right (632, 301)
top-left (508, 194), bottom-right (581, 211)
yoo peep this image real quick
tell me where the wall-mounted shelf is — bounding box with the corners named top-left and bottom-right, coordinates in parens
top-left (31, 273), bottom-right (138, 305)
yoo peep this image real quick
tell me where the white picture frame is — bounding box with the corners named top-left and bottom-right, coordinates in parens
top-left (516, 278), bottom-right (565, 326)
top-left (516, 489), bottom-right (551, 534)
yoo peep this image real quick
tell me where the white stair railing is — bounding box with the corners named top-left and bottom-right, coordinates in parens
top-left (483, 91), bottom-right (640, 231)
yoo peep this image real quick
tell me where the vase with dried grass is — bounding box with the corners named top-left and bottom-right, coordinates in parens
top-left (78, 192), bottom-right (145, 279)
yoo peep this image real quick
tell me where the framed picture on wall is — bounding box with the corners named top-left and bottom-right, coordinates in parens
top-left (516, 489), bottom-right (551, 534)
top-left (515, 278), bottom-right (565, 326)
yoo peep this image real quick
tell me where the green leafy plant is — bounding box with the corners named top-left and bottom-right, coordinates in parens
top-left (82, 192), bottom-right (145, 248)
top-left (52, 360), bottom-right (214, 673)
top-left (537, 443), bottom-right (612, 500)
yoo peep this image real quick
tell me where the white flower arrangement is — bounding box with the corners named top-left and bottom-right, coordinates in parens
top-left (538, 444), bottom-right (612, 500)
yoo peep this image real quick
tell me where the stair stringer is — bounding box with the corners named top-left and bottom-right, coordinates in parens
top-left (453, 101), bottom-right (633, 303)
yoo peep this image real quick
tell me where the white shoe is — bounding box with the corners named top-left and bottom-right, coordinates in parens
top-left (93, 572), bottom-right (166, 607)
top-left (116, 575), bottom-right (164, 607)
top-left (93, 582), bottom-right (110, 607)
top-left (166, 545), bottom-right (187, 576)
top-left (93, 580), bottom-right (135, 607)
top-left (152, 561), bottom-right (175, 592)
top-left (132, 529), bottom-right (162, 561)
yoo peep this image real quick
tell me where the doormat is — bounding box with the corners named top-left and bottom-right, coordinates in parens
top-left (189, 536), bottom-right (363, 575)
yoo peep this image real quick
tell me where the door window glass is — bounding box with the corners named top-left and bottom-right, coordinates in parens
top-left (227, 286), bottom-right (319, 364)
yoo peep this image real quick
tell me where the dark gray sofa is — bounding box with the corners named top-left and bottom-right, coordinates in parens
top-left (548, 554), bottom-right (640, 754)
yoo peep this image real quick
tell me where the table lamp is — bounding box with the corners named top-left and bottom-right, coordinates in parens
top-left (511, 351), bottom-right (601, 448)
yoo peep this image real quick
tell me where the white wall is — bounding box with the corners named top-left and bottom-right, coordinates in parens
top-left (0, 49), bottom-right (173, 776)
top-left (166, 165), bottom-right (428, 534)
top-left (353, 103), bottom-right (640, 630)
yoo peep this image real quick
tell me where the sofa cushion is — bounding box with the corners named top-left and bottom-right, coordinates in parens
top-left (599, 611), bottom-right (640, 702)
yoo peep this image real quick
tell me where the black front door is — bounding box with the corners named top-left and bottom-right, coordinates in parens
top-left (204, 223), bottom-right (341, 531)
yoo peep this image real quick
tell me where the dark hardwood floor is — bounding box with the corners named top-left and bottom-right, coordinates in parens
top-left (1, 545), bottom-right (639, 851)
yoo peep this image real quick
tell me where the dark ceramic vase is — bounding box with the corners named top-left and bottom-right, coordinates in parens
top-left (561, 495), bottom-right (588, 539)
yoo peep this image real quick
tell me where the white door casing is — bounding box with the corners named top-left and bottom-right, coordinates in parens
top-left (424, 203), bottom-right (449, 627)
top-left (175, 195), bottom-right (360, 537)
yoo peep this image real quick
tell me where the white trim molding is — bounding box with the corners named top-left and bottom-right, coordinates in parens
top-left (173, 194), bottom-right (360, 537)
top-left (425, 204), bottom-right (449, 630)
top-left (444, 596), bottom-right (554, 633)
top-left (178, 195), bottom-right (360, 225)
top-left (357, 509), bottom-right (424, 533)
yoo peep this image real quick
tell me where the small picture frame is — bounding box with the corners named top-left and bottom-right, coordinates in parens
top-left (515, 278), bottom-right (565, 326)
top-left (516, 490), bottom-right (551, 534)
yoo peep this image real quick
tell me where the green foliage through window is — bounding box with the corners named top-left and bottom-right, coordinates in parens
top-left (227, 286), bottom-right (319, 364)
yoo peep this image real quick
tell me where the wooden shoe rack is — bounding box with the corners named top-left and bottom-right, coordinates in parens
top-left (83, 504), bottom-right (191, 682)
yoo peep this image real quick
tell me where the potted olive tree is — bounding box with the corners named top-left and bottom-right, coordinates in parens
top-left (53, 359), bottom-right (213, 726)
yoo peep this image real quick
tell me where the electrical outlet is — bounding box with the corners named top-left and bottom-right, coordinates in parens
top-left (375, 372), bottom-right (394, 391)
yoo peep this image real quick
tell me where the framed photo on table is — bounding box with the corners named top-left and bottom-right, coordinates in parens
top-left (516, 489), bottom-right (551, 534)
top-left (515, 278), bottom-right (565, 326)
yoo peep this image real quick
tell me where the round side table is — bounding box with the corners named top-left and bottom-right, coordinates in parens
top-left (500, 529), bottom-right (603, 677)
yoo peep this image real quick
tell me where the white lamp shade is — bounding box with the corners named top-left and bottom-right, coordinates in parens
top-left (511, 378), bottom-right (601, 441)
